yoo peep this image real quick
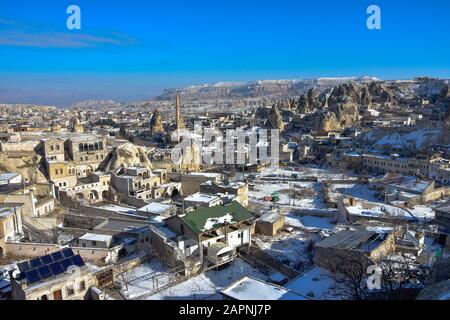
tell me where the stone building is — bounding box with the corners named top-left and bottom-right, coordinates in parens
top-left (45, 161), bottom-right (78, 188)
top-left (434, 200), bottom-right (450, 236)
top-left (10, 248), bottom-right (96, 300)
top-left (65, 135), bottom-right (108, 177)
top-left (181, 172), bottom-right (222, 196)
top-left (199, 180), bottom-right (249, 207)
top-left (163, 201), bottom-right (255, 270)
top-left (0, 182), bottom-right (55, 218)
top-left (255, 210), bottom-right (285, 236)
top-left (112, 166), bottom-right (166, 202)
top-left (313, 228), bottom-right (396, 272)
top-left (41, 138), bottom-right (65, 162)
top-left (58, 171), bottom-right (111, 204)
top-left (0, 204), bottom-right (24, 256)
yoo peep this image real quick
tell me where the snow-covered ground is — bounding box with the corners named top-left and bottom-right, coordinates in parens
top-left (119, 259), bottom-right (170, 299)
top-left (327, 183), bottom-right (380, 203)
top-left (285, 266), bottom-right (337, 300)
top-left (254, 229), bottom-right (321, 271)
top-left (145, 258), bottom-right (268, 300)
top-left (409, 205), bottom-right (435, 221)
top-left (249, 180), bottom-right (327, 209)
top-left (243, 165), bottom-right (357, 182)
top-left (285, 213), bottom-right (336, 231)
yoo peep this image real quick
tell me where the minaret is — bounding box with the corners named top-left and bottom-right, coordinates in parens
top-left (176, 93), bottom-right (181, 131)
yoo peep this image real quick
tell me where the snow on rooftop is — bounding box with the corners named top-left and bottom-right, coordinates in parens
top-left (202, 213), bottom-right (234, 232)
top-left (99, 204), bottom-right (138, 214)
top-left (285, 266), bottom-right (336, 300)
top-left (184, 192), bottom-right (220, 204)
top-left (0, 173), bottom-right (20, 181)
top-left (138, 202), bottom-right (171, 215)
top-left (145, 258), bottom-right (269, 300)
top-left (221, 276), bottom-right (307, 300)
top-left (79, 233), bottom-right (112, 242)
top-left (346, 202), bottom-right (416, 220)
top-left (186, 172), bottom-right (221, 178)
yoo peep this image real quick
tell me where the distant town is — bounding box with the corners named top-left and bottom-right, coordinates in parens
top-left (0, 76), bottom-right (449, 301)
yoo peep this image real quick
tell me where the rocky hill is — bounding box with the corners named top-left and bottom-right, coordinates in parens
top-left (154, 77), bottom-right (381, 102)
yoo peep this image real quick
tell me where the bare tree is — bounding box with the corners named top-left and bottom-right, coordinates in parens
top-left (327, 251), bottom-right (426, 300)
top-left (377, 254), bottom-right (426, 300)
top-left (326, 251), bottom-right (372, 300)
top-left (115, 264), bottom-right (138, 292)
top-left (303, 239), bottom-right (315, 267)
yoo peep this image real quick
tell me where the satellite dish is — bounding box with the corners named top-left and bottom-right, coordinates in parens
top-left (12, 270), bottom-right (21, 279)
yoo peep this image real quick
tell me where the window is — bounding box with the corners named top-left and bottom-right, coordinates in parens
top-left (92, 241), bottom-right (97, 247)
top-left (55, 169), bottom-right (58, 175)
top-left (60, 169), bottom-right (63, 174)
top-left (79, 281), bottom-right (85, 291)
top-left (50, 145), bottom-right (54, 151)
top-left (56, 145), bottom-right (60, 151)
top-left (67, 287), bottom-right (75, 296)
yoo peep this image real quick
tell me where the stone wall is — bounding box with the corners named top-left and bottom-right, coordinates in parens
top-left (5, 242), bottom-right (115, 263)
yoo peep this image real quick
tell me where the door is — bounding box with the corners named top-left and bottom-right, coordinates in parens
top-left (53, 289), bottom-right (63, 300)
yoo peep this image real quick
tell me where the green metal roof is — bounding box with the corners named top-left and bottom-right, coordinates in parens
top-left (179, 201), bottom-right (254, 234)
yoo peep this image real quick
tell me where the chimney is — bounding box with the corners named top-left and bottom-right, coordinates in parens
top-left (349, 197), bottom-right (355, 206)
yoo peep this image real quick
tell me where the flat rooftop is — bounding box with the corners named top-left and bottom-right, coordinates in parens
top-left (138, 202), bottom-right (172, 215)
top-left (78, 233), bottom-right (112, 242)
top-left (0, 205), bottom-right (20, 218)
top-left (184, 192), bottom-right (220, 203)
top-left (94, 218), bottom-right (150, 232)
top-left (221, 276), bottom-right (307, 300)
top-left (316, 229), bottom-right (375, 250)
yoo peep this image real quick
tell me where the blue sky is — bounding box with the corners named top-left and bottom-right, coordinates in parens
top-left (0, 0), bottom-right (449, 105)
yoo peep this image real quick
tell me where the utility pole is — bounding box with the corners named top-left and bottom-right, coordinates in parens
top-left (293, 183), bottom-right (296, 206)
top-left (288, 182), bottom-right (291, 206)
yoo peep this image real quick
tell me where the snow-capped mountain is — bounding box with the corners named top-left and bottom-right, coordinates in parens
top-left (153, 77), bottom-right (448, 102)
top-left (154, 77), bottom-right (384, 101)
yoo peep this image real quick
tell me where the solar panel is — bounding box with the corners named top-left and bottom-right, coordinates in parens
top-left (60, 258), bottom-right (73, 271)
top-left (70, 255), bottom-right (85, 267)
top-left (50, 251), bottom-right (63, 261)
top-left (17, 261), bottom-right (31, 273)
top-left (37, 265), bottom-right (53, 280)
top-left (29, 258), bottom-right (43, 269)
top-left (49, 262), bottom-right (64, 276)
top-left (25, 269), bottom-right (41, 285)
top-left (61, 248), bottom-right (75, 258)
top-left (40, 254), bottom-right (54, 265)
